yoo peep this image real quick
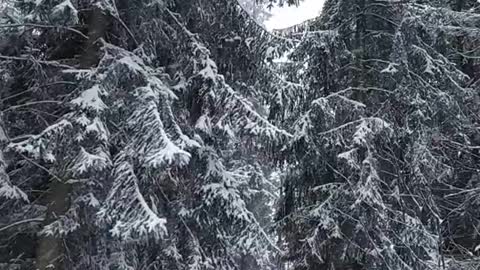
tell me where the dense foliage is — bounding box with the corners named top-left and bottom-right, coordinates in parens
top-left (272, 0), bottom-right (480, 269)
top-left (0, 0), bottom-right (479, 270)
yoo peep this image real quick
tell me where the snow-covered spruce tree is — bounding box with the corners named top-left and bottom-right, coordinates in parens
top-left (0, 1), bottom-right (83, 268)
top-left (0, 0), bottom-right (292, 269)
top-left (273, 0), bottom-right (480, 269)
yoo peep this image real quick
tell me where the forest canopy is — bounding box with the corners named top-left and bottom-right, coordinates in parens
top-left (0, 0), bottom-right (479, 270)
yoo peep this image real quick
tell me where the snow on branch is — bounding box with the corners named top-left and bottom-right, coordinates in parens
top-left (70, 147), bottom-right (111, 176)
top-left (98, 157), bottom-right (168, 240)
top-left (224, 84), bottom-right (294, 139)
top-left (70, 85), bottom-right (107, 112)
top-left (8, 119), bottom-right (72, 162)
top-left (189, 34), bottom-right (293, 141)
top-left (0, 151), bottom-right (28, 202)
top-left (127, 101), bottom-right (191, 168)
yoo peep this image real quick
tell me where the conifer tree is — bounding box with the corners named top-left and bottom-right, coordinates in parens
top-left (1, 0), bottom-right (479, 270)
top-left (0, 0), bottom-right (291, 269)
top-left (273, 0), bottom-right (480, 269)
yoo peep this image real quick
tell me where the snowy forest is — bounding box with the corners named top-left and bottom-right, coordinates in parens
top-left (0, 0), bottom-right (479, 269)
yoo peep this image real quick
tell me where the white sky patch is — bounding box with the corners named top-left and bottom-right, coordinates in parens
top-left (265, 0), bottom-right (325, 31)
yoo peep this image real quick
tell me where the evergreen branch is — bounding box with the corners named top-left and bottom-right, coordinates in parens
top-left (2, 101), bottom-right (64, 113)
top-left (317, 117), bottom-right (385, 136)
top-left (319, 87), bottom-right (393, 101)
top-left (0, 23), bottom-right (88, 39)
top-left (0, 217), bottom-right (44, 233)
top-left (16, 152), bottom-right (65, 183)
top-left (0, 55), bottom-right (75, 69)
top-left (226, 85), bottom-right (294, 138)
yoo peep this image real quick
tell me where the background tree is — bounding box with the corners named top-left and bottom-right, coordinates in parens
top-left (272, 0), bottom-right (480, 269)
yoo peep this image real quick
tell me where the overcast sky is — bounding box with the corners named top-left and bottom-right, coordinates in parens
top-left (265, 0), bottom-right (325, 31)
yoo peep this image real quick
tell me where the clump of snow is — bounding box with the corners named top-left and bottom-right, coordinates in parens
top-left (0, 183), bottom-right (29, 201)
top-left (145, 140), bottom-right (191, 168)
top-left (118, 56), bottom-right (144, 74)
top-left (337, 149), bottom-right (358, 169)
top-left (195, 115), bottom-right (212, 133)
top-left (199, 58), bottom-right (218, 82)
top-left (353, 118), bottom-right (391, 146)
top-left (99, 160), bottom-right (169, 240)
top-left (89, 117), bottom-right (109, 139)
top-left (40, 214), bottom-right (80, 236)
top-left (71, 85), bottom-right (107, 112)
top-left (8, 120), bottom-right (72, 161)
top-left (353, 120), bottom-right (371, 146)
top-left (381, 63), bottom-right (398, 74)
top-left (71, 147), bottom-right (111, 175)
top-left (413, 45), bottom-right (439, 75)
top-left (0, 153), bottom-right (29, 202)
top-left (51, 0), bottom-right (79, 24)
